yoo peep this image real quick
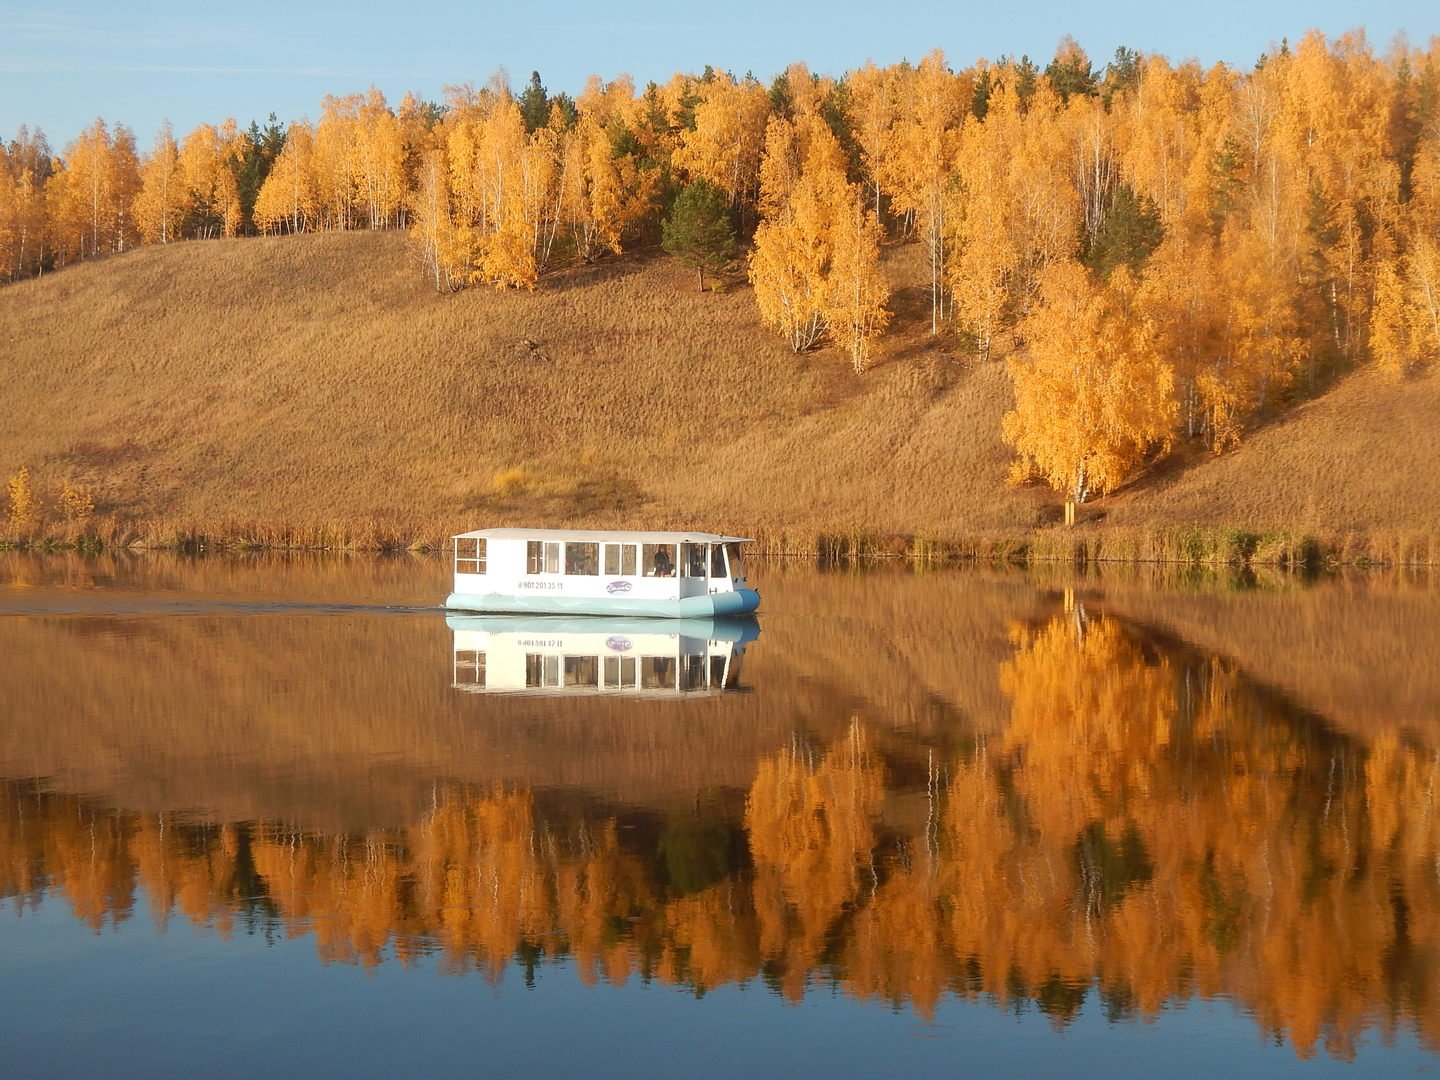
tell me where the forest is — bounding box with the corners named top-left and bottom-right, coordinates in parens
top-left (2, 30), bottom-right (1438, 511)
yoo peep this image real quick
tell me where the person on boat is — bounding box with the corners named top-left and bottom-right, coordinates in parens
top-left (653, 548), bottom-right (673, 577)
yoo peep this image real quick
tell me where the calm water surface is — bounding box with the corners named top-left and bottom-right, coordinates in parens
top-left (2, 552), bottom-right (1437, 1078)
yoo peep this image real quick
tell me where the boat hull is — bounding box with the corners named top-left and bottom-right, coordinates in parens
top-left (445, 614), bottom-right (760, 644)
top-left (444, 587), bottom-right (760, 619)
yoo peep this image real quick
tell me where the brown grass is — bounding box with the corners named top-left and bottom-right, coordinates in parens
top-left (1, 231), bottom-right (1436, 559)
top-left (1100, 363), bottom-right (1440, 534)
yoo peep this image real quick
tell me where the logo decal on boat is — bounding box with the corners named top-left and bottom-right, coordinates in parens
top-left (606, 580), bottom-right (632, 594)
top-left (605, 636), bottom-right (633, 652)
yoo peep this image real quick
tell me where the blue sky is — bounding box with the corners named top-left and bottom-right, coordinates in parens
top-left (2, 1), bottom-right (1435, 149)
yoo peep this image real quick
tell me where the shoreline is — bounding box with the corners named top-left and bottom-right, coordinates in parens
top-left (4, 519), bottom-right (1437, 569)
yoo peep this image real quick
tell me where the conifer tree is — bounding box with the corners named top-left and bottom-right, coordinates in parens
top-left (662, 180), bottom-right (736, 291)
top-left (519, 72), bottom-right (551, 134)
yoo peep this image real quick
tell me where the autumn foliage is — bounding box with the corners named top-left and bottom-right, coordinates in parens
top-left (1004, 262), bottom-right (1176, 502)
top-left (2, 31), bottom-right (1439, 506)
top-left (748, 109), bottom-right (890, 370)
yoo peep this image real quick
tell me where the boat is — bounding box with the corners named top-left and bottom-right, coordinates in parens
top-left (445, 528), bottom-right (761, 618)
top-left (448, 614), bottom-right (759, 696)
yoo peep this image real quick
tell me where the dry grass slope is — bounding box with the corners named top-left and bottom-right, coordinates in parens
top-left (0, 232), bottom-right (1435, 554)
top-left (1105, 363), bottom-right (1440, 534)
top-left (0, 233), bottom-right (1043, 546)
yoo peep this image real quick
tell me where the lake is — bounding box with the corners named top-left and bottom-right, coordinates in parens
top-left (2, 551), bottom-right (1437, 1078)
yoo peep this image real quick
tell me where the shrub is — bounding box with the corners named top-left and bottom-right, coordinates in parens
top-left (7, 467), bottom-right (39, 535)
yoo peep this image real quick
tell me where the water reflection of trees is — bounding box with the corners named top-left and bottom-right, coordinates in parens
top-left (2, 608), bottom-right (1437, 1059)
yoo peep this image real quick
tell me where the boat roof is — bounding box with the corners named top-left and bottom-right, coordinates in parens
top-left (452, 527), bottom-right (754, 544)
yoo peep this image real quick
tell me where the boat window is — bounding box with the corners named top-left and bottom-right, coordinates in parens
top-left (641, 656), bottom-right (675, 688)
top-left (526, 540), bottom-right (560, 574)
top-left (564, 542), bottom-right (599, 576)
top-left (455, 537), bottom-right (486, 574)
top-left (604, 655), bottom-right (637, 688)
top-left (724, 542), bottom-right (745, 580)
top-left (454, 650), bottom-right (486, 687)
top-left (643, 543), bottom-right (677, 577)
top-left (603, 543), bottom-right (638, 576)
top-left (525, 654), bottom-right (560, 688)
top-left (682, 654), bottom-right (708, 690)
top-left (710, 545), bottom-right (726, 578)
top-left (563, 655), bottom-right (599, 687)
top-left (682, 543), bottom-right (709, 578)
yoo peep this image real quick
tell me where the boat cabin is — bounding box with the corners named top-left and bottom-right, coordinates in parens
top-left (446, 528), bottom-right (760, 618)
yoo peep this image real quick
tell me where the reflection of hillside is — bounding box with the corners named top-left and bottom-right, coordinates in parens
top-left (0, 549), bottom-right (448, 608)
top-left (0, 558), bottom-right (1034, 830)
top-left (4, 607), bottom-right (1436, 1060)
top-left (1087, 571), bottom-right (1440, 746)
top-left (744, 562), bottom-right (1040, 734)
top-left (0, 611), bottom-right (791, 830)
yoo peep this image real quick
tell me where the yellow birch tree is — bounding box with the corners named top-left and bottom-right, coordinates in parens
top-left (355, 87), bottom-right (406, 229)
top-left (133, 121), bottom-right (183, 243)
top-left (253, 120), bottom-right (319, 234)
top-left (750, 116), bottom-right (840, 352)
top-left (1004, 260), bottom-right (1176, 504)
top-left (880, 50), bottom-right (968, 334)
top-left (749, 185), bottom-right (831, 351)
top-left (844, 61), bottom-right (899, 218)
top-left (828, 194), bottom-right (891, 372)
top-left (314, 94), bottom-right (362, 230)
top-left (673, 71), bottom-right (771, 226)
top-left (0, 128), bottom-right (50, 280)
top-left (0, 150), bottom-right (17, 278)
top-left (47, 119), bottom-right (140, 259)
top-left (177, 121), bottom-right (242, 238)
top-left (948, 69), bottom-right (1079, 357)
top-left (407, 145), bottom-right (457, 291)
top-left (751, 114), bottom-right (890, 365)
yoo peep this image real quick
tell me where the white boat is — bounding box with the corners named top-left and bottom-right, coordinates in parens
top-left (448, 615), bottom-right (759, 696)
top-left (445, 528), bottom-right (761, 618)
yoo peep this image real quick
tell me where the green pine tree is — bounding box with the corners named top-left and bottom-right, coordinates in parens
top-left (661, 181), bottom-right (737, 292)
top-left (519, 72), bottom-right (550, 134)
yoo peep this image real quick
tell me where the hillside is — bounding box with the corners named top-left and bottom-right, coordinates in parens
top-left (1, 232), bottom-right (1437, 551)
top-left (1103, 362), bottom-right (1440, 535)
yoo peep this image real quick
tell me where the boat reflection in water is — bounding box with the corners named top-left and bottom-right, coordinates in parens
top-left (447, 615), bottom-right (760, 696)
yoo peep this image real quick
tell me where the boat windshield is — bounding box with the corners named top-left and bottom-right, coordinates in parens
top-left (724, 542), bottom-right (745, 580)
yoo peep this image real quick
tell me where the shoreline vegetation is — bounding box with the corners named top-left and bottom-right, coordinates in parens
top-left (2, 517), bottom-right (1437, 570)
top-left (4, 35), bottom-right (1439, 561)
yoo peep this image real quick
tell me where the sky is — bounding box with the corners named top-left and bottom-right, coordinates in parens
top-left (2, 1), bottom-right (1436, 149)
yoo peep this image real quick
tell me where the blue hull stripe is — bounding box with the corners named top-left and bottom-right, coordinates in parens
top-left (444, 588), bottom-right (760, 619)
top-left (445, 614), bottom-right (760, 643)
